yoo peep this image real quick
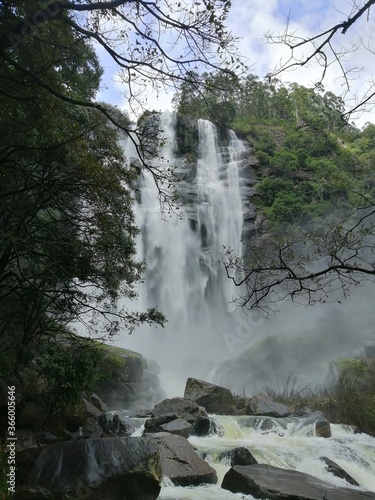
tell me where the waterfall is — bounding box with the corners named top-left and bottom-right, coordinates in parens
top-left (117, 112), bottom-right (250, 391)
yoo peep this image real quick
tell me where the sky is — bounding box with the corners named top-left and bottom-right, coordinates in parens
top-left (96, 0), bottom-right (375, 127)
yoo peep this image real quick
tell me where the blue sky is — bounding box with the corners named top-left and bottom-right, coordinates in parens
top-left (96, 0), bottom-right (375, 126)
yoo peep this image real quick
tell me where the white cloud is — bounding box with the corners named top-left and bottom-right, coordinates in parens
top-left (96, 0), bottom-right (375, 126)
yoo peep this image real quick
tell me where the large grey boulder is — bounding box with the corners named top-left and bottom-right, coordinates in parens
top-left (28, 437), bottom-right (161, 499)
top-left (159, 418), bottom-right (193, 438)
top-left (217, 447), bottom-right (258, 466)
top-left (151, 396), bottom-right (206, 419)
top-left (92, 346), bottom-right (164, 410)
top-left (149, 432), bottom-right (217, 486)
top-left (144, 397), bottom-right (210, 437)
top-left (98, 411), bottom-right (144, 437)
top-left (221, 464), bottom-right (375, 499)
top-left (244, 396), bottom-right (291, 418)
top-left (184, 378), bottom-right (237, 414)
top-left (296, 411), bottom-right (331, 438)
top-left (93, 346), bottom-right (146, 409)
top-left (244, 416), bottom-right (287, 436)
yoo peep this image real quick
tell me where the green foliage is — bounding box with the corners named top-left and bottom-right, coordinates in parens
top-left (265, 192), bottom-right (304, 224)
top-left (36, 338), bottom-right (103, 412)
top-left (256, 178), bottom-right (295, 206)
top-left (173, 70), bottom-right (240, 125)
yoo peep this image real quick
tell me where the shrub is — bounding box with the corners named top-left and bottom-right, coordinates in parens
top-left (36, 338), bottom-right (103, 412)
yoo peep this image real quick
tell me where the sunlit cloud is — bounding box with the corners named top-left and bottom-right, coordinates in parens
top-left (96, 0), bottom-right (375, 126)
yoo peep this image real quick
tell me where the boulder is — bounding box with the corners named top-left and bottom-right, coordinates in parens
top-left (184, 378), bottom-right (237, 414)
top-left (291, 406), bottom-right (313, 417)
top-left (93, 345), bottom-right (164, 410)
top-left (98, 411), bottom-right (144, 437)
top-left (90, 393), bottom-right (108, 412)
top-left (149, 432), bottom-right (217, 486)
top-left (144, 397), bottom-right (210, 437)
top-left (28, 437), bottom-right (161, 499)
top-left (159, 418), bottom-right (193, 438)
top-left (99, 346), bottom-right (146, 383)
top-left (320, 456), bottom-right (360, 486)
top-left (221, 464), bottom-right (375, 499)
top-left (151, 396), bottom-right (205, 420)
top-left (121, 408), bottom-right (153, 418)
top-left (245, 417), bottom-right (286, 436)
top-left (244, 396), bottom-right (291, 418)
top-left (296, 411), bottom-right (331, 438)
top-left (82, 397), bottom-right (102, 418)
top-left (144, 413), bottom-right (178, 434)
top-left (217, 447), bottom-right (258, 466)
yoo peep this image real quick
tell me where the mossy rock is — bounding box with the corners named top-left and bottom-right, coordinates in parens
top-left (92, 344), bottom-right (150, 410)
top-left (97, 344), bottom-right (146, 384)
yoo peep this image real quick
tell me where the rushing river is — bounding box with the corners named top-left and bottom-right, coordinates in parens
top-left (157, 414), bottom-right (375, 499)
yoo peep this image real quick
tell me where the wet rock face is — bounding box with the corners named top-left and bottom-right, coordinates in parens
top-left (244, 396), bottom-right (291, 418)
top-left (28, 437), bottom-right (161, 500)
top-left (320, 456), bottom-right (360, 487)
top-left (217, 447), bottom-right (258, 466)
top-left (93, 346), bottom-right (164, 410)
top-left (98, 411), bottom-right (145, 437)
top-left (144, 397), bottom-right (210, 438)
top-left (295, 411), bottom-right (331, 438)
top-left (184, 378), bottom-right (238, 414)
top-left (149, 432), bottom-right (217, 487)
top-left (221, 464), bottom-right (375, 500)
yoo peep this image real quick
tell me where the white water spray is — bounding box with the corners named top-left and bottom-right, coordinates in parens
top-left (116, 112), bottom-right (248, 389)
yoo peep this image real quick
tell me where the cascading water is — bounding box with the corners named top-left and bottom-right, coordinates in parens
top-left (118, 111), bottom-right (250, 390)
top-left (159, 415), bottom-right (375, 498)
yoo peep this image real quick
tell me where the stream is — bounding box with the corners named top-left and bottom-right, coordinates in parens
top-left (157, 414), bottom-right (375, 499)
